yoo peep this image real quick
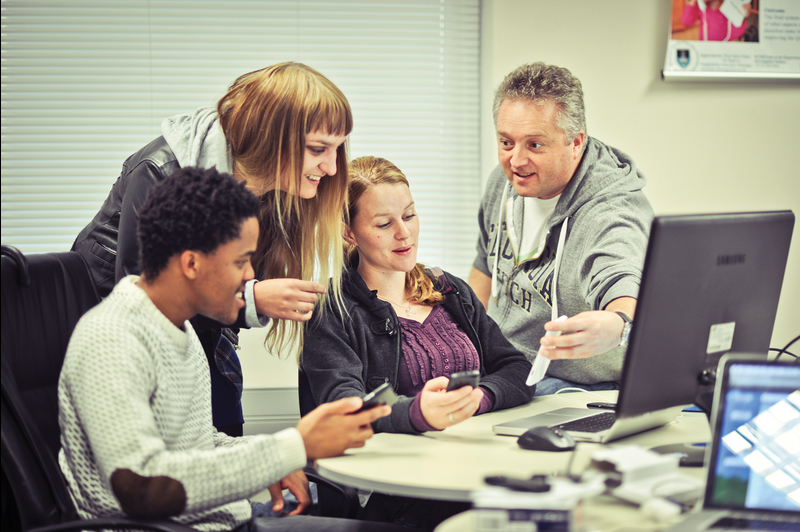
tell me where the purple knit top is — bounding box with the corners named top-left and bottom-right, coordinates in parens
top-left (397, 304), bottom-right (495, 431)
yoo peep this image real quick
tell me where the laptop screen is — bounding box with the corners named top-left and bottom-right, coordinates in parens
top-left (705, 358), bottom-right (800, 513)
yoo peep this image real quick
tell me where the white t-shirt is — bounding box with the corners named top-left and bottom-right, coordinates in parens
top-left (506, 195), bottom-right (560, 263)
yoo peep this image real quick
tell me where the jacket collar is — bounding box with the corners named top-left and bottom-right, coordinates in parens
top-left (342, 264), bottom-right (452, 302)
top-left (342, 266), bottom-right (398, 336)
top-left (341, 265), bottom-right (454, 336)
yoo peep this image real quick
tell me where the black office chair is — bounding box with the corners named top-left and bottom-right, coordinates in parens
top-left (298, 370), bottom-right (361, 519)
top-left (0, 245), bottom-right (195, 532)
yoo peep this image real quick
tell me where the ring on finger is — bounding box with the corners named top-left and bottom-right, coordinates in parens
top-left (448, 412), bottom-right (455, 423)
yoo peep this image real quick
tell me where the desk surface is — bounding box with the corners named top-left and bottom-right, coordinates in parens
top-left (316, 391), bottom-right (711, 503)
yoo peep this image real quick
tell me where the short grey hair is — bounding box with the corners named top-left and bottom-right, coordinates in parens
top-left (493, 62), bottom-right (586, 144)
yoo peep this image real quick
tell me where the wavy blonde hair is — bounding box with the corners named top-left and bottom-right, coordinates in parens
top-left (346, 156), bottom-right (443, 306)
top-left (218, 62), bottom-right (352, 355)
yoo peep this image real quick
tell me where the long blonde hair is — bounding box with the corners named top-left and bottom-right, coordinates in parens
top-left (346, 156), bottom-right (443, 306)
top-left (218, 62), bottom-right (352, 354)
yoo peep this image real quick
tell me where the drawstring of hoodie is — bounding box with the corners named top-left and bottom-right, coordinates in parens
top-left (490, 184), bottom-right (509, 304)
top-left (550, 216), bottom-right (568, 320)
top-left (490, 182), bottom-right (569, 318)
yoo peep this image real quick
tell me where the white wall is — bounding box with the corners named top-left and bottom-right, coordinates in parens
top-left (481, 0), bottom-right (799, 352)
top-left (242, 0), bottom-right (800, 409)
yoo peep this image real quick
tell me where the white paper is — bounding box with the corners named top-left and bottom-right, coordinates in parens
top-left (526, 315), bottom-right (567, 386)
top-left (526, 353), bottom-right (551, 387)
top-left (720, 0), bottom-right (749, 28)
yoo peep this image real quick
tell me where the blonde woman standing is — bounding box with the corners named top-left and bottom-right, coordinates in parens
top-left (73, 62), bottom-right (352, 440)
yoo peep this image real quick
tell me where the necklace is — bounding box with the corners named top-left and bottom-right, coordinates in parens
top-left (377, 295), bottom-right (416, 317)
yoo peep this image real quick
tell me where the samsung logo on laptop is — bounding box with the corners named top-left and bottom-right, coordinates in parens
top-left (717, 254), bottom-right (746, 266)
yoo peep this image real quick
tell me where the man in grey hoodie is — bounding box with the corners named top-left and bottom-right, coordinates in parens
top-left (469, 62), bottom-right (653, 395)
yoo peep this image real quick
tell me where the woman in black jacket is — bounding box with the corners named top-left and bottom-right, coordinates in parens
top-left (301, 156), bottom-right (535, 528)
top-left (72, 62), bottom-right (353, 437)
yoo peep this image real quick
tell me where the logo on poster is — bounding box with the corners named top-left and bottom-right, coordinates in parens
top-left (667, 41), bottom-right (699, 72)
top-left (677, 48), bottom-right (691, 68)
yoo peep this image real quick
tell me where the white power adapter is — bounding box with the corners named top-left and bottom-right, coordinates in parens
top-left (641, 497), bottom-right (682, 524)
top-left (587, 446), bottom-right (704, 506)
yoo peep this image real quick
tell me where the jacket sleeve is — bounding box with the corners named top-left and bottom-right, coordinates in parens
top-left (114, 157), bottom-right (254, 332)
top-left (114, 159), bottom-right (165, 284)
top-left (572, 192), bottom-right (652, 312)
top-left (451, 275), bottom-right (535, 410)
top-left (302, 304), bottom-right (420, 435)
top-left (472, 166), bottom-right (506, 276)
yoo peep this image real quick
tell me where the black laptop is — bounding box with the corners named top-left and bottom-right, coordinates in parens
top-left (665, 355), bottom-right (800, 531)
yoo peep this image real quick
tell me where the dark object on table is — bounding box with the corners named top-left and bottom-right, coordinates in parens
top-left (517, 426), bottom-right (576, 452)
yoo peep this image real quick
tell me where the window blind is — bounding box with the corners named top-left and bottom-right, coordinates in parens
top-left (1, 0), bottom-right (481, 278)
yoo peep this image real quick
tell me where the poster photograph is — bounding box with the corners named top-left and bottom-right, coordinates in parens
top-left (664, 0), bottom-right (800, 80)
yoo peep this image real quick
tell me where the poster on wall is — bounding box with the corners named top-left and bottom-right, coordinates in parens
top-left (663, 0), bottom-right (800, 81)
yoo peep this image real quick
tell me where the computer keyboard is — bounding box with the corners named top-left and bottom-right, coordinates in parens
top-left (555, 411), bottom-right (616, 433)
top-left (710, 516), bottom-right (800, 531)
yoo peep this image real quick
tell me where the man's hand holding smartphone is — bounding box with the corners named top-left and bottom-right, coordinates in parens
top-left (354, 382), bottom-right (399, 413)
top-left (296, 394), bottom-right (392, 460)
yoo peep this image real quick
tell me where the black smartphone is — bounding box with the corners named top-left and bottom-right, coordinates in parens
top-left (354, 382), bottom-right (398, 413)
top-left (586, 401), bottom-right (617, 409)
top-left (446, 370), bottom-right (480, 391)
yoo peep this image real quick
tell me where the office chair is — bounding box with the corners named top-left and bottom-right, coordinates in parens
top-left (298, 370), bottom-right (361, 519)
top-left (0, 245), bottom-right (195, 532)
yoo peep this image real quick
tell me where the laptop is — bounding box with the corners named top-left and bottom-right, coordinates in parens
top-left (493, 210), bottom-right (795, 443)
top-left (491, 404), bottom-right (682, 443)
top-left (665, 355), bottom-right (800, 531)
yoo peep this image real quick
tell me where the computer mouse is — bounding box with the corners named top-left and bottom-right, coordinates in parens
top-left (517, 426), bottom-right (576, 452)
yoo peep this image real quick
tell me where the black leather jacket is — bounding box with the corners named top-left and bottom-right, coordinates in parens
top-left (73, 136), bottom-right (179, 296)
top-left (71, 136), bottom-right (246, 362)
top-left (301, 266), bottom-right (535, 434)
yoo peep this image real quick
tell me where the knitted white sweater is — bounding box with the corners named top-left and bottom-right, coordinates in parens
top-left (58, 276), bottom-right (306, 530)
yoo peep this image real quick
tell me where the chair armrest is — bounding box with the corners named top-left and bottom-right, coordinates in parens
top-left (303, 465), bottom-right (360, 519)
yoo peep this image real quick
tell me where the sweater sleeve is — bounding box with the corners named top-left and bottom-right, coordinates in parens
top-left (682, 4), bottom-right (700, 28)
top-left (61, 315), bottom-right (305, 514)
top-left (243, 279), bottom-right (269, 327)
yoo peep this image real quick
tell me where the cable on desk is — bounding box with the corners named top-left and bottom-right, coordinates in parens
top-left (563, 442), bottom-right (583, 482)
top-left (771, 334), bottom-right (799, 362)
top-left (553, 387), bottom-right (612, 401)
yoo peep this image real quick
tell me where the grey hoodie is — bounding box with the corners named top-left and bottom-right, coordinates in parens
top-left (161, 106), bottom-right (232, 173)
top-left (473, 136), bottom-right (653, 385)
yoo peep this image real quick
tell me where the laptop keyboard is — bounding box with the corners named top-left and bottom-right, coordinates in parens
top-left (554, 411), bottom-right (616, 433)
top-left (710, 516), bottom-right (800, 531)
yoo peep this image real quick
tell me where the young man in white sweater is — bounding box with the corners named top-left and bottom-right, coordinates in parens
top-left (58, 167), bottom-right (398, 532)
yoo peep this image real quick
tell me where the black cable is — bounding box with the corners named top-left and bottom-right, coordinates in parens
top-left (769, 347), bottom-right (797, 360)
top-left (771, 335), bottom-right (800, 362)
top-left (564, 444), bottom-right (580, 482)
